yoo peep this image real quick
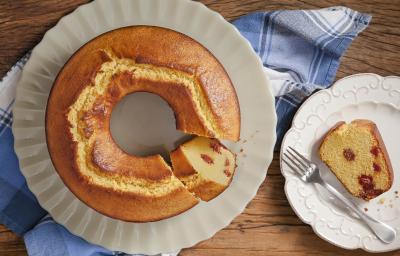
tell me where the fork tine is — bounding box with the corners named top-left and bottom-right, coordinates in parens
top-left (286, 149), bottom-right (308, 169)
top-left (283, 152), bottom-right (305, 175)
top-left (283, 153), bottom-right (304, 173)
top-left (282, 157), bottom-right (304, 176)
top-left (288, 146), bottom-right (312, 165)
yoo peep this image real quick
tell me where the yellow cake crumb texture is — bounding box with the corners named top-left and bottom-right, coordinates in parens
top-left (319, 120), bottom-right (392, 200)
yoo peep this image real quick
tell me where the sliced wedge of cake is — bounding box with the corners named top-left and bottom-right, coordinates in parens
top-left (319, 120), bottom-right (393, 200)
top-left (170, 137), bottom-right (236, 201)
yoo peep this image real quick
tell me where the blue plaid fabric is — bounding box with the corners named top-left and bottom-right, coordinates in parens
top-left (233, 7), bottom-right (371, 144)
top-left (0, 7), bottom-right (370, 256)
top-left (0, 102), bottom-right (13, 132)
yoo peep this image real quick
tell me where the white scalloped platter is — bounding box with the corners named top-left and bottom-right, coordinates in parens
top-left (12, 0), bottom-right (277, 254)
top-left (281, 73), bottom-right (400, 252)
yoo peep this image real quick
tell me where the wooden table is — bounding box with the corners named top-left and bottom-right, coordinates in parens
top-left (1, 0), bottom-right (400, 255)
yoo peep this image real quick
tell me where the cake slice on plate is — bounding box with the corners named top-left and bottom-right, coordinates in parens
top-left (170, 137), bottom-right (236, 201)
top-left (319, 119), bottom-right (393, 200)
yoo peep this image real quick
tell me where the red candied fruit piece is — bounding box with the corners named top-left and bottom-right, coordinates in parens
top-left (209, 141), bottom-right (222, 154)
top-left (200, 154), bottom-right (214, 164)
top-left (358, 175), bottom-right (374, 190)
top-left (225, 158), bottom-right (230, 167)
top-left (343, 148), bottom-right (355, 161)
top-left (358, 174), bottom-right (383, 199)
top-left (223, 169), bottom-right (232, 177)
top-left (373, 163), bottom-right (381, 172)
top-left (370, 146), bottom-right (379, 157)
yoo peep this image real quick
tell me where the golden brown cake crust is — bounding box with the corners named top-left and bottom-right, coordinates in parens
top-left (49, 25), bottom-right (240, 140)
top-left (45, 26), bottom-right (241, 222)
top-left (189, 180), bottom-right (227, 202)
top-left (319, 120), bottom-right (393, 200)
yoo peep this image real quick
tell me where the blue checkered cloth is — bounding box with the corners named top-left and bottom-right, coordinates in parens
top-left (0, 6), bottom-right (370, 256)
top-left (233, 7), bottom-right (370, 144)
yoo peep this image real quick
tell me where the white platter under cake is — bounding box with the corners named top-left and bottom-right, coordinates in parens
top-left (281, 74), bottom-right (400, 252)
top-left (12, 0), bottom-right (276, 254)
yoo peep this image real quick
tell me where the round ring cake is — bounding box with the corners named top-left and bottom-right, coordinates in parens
top-left (46, 26), bottom-right (240, 222)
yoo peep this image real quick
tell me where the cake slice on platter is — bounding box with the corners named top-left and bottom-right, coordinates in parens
top-left (171, 137), bottom-right (236, 201)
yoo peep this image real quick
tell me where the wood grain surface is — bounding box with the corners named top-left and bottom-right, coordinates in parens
top-left (1, 0), bottom-right (400, 255)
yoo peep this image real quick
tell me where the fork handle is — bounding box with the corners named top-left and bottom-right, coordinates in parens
top-left (320, 180), bottom-right (396, 244)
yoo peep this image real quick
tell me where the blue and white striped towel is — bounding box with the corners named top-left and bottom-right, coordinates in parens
top-left (0, 6), bottom-right (370, 256)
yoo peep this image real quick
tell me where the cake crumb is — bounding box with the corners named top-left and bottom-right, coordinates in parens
top-left (378, 198), bottom-right (385, 205)
top-left (395, 191), bottom-right (398, 195)
top-left (364, 208), bottom-right (368, 212)
top-left (239, 148), bottom-right (244, 153)
top-left (250, 130), bottom-right (260, 138)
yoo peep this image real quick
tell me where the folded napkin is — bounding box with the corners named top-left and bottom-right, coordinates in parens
top-left (0, 6), bottom-right (370, 256)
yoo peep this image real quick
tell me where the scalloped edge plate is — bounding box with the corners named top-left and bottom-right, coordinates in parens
top-left (12, 0), bottom-right (276, 254)
top-left (281, 73), bottom-right (400, 252)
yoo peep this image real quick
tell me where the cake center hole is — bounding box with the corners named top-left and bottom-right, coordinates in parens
top-left (110, 92), bottom-right (190, 160)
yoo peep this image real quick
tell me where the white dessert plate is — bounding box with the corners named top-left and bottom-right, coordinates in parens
top-left (11, 0), bottom-right (277, 254)
top-left (281, 73), bottom-right (400, 252)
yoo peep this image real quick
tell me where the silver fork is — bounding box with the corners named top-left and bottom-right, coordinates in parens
top-left (283, 146), bottom-right (396, 244)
